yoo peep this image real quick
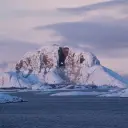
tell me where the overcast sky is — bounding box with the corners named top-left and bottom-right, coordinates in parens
top-left (0, 0), bottom-right (128, 75)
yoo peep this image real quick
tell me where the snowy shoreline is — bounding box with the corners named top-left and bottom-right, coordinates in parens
top-left (0, 87), bottom-right (128, 104)
top-left (0, 93), bottom-right (25, 104)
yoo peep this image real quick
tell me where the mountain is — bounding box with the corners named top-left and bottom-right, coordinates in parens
top-left (0, 45), bottom-right (128, 89)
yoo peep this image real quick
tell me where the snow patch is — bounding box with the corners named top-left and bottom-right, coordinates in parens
top-left (32, 84), bottom-right (52, 91)
top-left (0, 93), bottom-right (24, 103)
top-left (45, 69), bottom-right (64, 84)
top-left (100, 88), bottom-right (128, 97)
top-left (51, 91), bottom-right (101, 96)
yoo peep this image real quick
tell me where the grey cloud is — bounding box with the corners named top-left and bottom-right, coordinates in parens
top-left (0, 9), bottom-right (69, 20)
top-left (0, 10), bottom-right (52, 19)
top-left (13, 10), bottom-right (54, 18)
top-left (35, 20), bottom-right (128, 58)
top-left (0, 62), bottom-right (8, 68)
top-left (56, 0), bottom-right (128, 58)
top-left (0, 38), bottom-right (41, 62)
top-left (10, 9), bottom-right (71, 18)
top-left (58, 0), bottom-right (128, 14)
top-left (123, 74), bottom-right (128, 80)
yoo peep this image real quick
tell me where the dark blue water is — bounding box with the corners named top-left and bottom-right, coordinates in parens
top-left (0, 91), bottom-right (128, 128)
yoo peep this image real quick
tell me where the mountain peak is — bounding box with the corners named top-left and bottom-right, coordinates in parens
top-left (0, 45), bottom-right (128, 89)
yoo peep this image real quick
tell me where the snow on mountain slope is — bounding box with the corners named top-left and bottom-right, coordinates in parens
top-left (86, 66), bottom-right (127, 88)
top-left (0, 45), bottom-right (128, 89)
top-left (45, 69), bottom-right (64, 84)
top-left (0, 71), bottom-right (40, 88)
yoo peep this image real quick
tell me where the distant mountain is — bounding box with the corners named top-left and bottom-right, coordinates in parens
top-left (0, 45), bottom-right (128, 89)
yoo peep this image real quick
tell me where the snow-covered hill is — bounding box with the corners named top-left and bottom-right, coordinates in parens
top-left (0, 45), bottom-right (128, 89)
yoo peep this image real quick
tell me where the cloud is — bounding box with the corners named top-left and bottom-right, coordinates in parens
top-left (58, 0), bottom-right (128, 14)
top-left (0, 62), bottom-right (8, 68)
top-left (35, 20), bottom-right (128, 57)
top-left (35, 0), bottom-right (128, 59)
top-left (1, 9), bottom-right (72, 19)
top-left (0, 38), bottom-right (41, 62)
top-left (58, 0), bottom-right (128, 22)
top-left (0, 0), bottom-right (106, 10)
top-left (0, 0), bottom-right (128, 75)
top-left (123, 74), bottom-right (128, 80)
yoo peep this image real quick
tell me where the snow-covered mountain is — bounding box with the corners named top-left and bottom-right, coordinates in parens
top-left (0, 45), bottom-right (128, 89)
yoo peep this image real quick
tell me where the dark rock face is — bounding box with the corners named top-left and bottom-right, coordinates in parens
top-left (58, 47), bottom-right (69, 67)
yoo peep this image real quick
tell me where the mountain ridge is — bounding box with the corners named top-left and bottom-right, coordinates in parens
top-left (0, 45), bottom-right (128, 89)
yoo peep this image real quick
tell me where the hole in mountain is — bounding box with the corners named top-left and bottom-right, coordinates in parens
top-left (58, 47), bottom-right (69, 67)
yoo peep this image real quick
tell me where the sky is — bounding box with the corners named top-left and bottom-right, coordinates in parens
top-left (0, 0), bottom-right (128, 76)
